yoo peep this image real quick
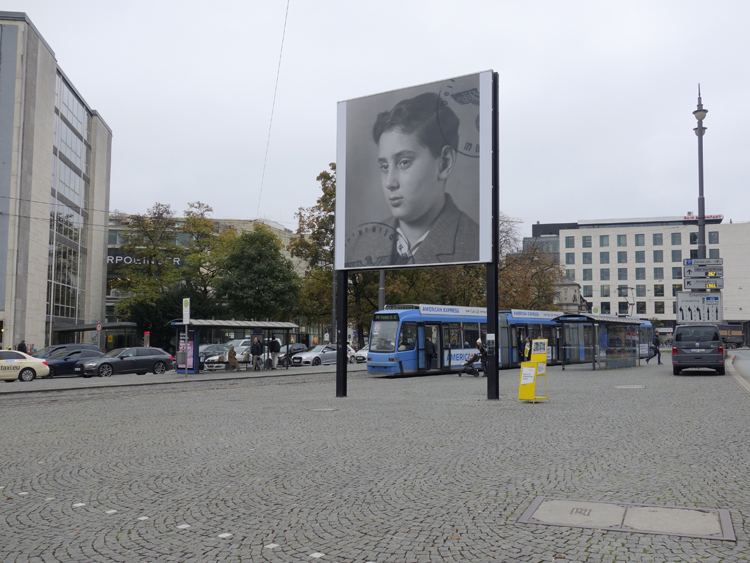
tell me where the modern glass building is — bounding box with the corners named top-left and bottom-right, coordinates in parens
top-left (0, 12), bottom-right (112, 349)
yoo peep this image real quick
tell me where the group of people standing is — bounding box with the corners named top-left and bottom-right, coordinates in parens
top-left (226, 337), bottom-right (282, 371)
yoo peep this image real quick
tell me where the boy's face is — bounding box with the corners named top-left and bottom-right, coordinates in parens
top-left (377, 129), bottom-right (445, 224)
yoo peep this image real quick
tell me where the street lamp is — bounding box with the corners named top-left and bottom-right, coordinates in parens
top-left (693, 85), bottom-right (708, 261)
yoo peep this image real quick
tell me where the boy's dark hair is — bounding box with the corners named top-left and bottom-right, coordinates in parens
top-left (372, 92), bottom-right (459, 157)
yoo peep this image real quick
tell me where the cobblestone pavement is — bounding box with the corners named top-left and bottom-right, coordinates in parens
top-left (1, 360), bottom-right (749, 562)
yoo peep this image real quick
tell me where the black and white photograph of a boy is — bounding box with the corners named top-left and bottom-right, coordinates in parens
top-left (344, 78), bottom-right (480, 268)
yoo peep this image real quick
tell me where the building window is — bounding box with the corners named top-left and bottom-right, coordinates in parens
top-left (565, 236), bottom-right (575, 248)
top-left (582, 252), bottom-right (592, 264)
top-left (636, 285), bottom-right (646, 297)
top-left (671, 232), bottom-right (681, 245)
top-left (653, 233), bottom-right (663, 246)
top-left (582, 236), bottom-right (592, 248)
top-left (617, 251), bottom-right (627, 263)
top-left (600, 252), bottom-right (609, 264)
top-left (566, 253), bottom-right (575, 265)
top-left (617, 285), bottom-right (628, 297)
top-left (635, 234), bottom-right (645, 247)
top-left (653, 250), bottom-right (663, 263)
top-left (672, 267), bottom-right (682, 280)
top-left (654, 267), bottom-right (664, 280)
top-left (709, 248), bottom-right (720, 259)
top-left (673, 301), bottom-right (677, 314)
top-left (654, 284), bottom-right (664, 297)
top-left (617, 234), bottom-right (627, 247)
top-left (601, 302), bottom-right (611, 314)
top-left (601, 285), bottom-right (610, 297)
top-left (708, 231), bottom-right (719, 244)
top-left (635, 251), bottom-right (645, 263)
top-left (672, 249), bottom-right (682, 262)
top-left (690, 232), bottom-right (698, 245)
top-left (565, 269), bottom-right (575, 281)
top-left (583, 269), bottom-right (593, 281)
top-left (690, 249), bottom-right (699, 259)
top-left (672, 284), bottom-right (682, 296)
top-left (600, 268), bottom-right (610, 281)
top-left (635, 268), bottom-right (645, 280)
top-left (654, 301), bottom-right (665, 314)
top-left (637, 302), bottom-right (646, 314)
top-left (583, 285), bottom-right (593, 298)
top-left (600, 235), bottom-right (609, 247)
top-left (619, 302), bottom-right (629, 315)
top-left (618, 268), bottom-right (628, 280)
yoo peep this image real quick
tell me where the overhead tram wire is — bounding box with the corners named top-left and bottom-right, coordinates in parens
top-left (256, 0), bottom-right (290, 218)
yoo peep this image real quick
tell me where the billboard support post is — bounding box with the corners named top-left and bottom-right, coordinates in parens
top-left (336, 269), bottom-right (348, 397)
top-left (487, 72), bottom-right (500, 400)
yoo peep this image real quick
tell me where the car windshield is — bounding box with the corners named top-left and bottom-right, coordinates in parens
top-left (47, 348), bottom-right (73, 359)
top-left (103, 348), bottom-right (125, 358)
top-left (33, 346), bottom-right (57, 358)
top-left (676, 327), bottom-right (720, 342)
top-left (308, 345), bottom-right (326, 353)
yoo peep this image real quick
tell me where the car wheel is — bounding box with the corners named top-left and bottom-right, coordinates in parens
top-left (153, 361), bottom-right (166, 375)
top-left (98, 364), bottom-right (113, 378)
top-left (313, 357), bottom-right (321, 366)
top-left (349, 355), bottom-right (355, 364)
top-left (673, 367), bottom-right (681, 375)
top-left (47, 366), bottom-right (56, 378)
top-left (716, 367), bottom-right (725, 375)
top-left (19, 368), bottom-right (35, 382)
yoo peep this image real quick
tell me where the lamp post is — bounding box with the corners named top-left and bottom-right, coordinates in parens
top-left (693, 85), bottom-right (708, 261)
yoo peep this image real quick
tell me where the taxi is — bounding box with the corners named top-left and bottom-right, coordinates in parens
top-left (0, 350), bottom-right (50, 382)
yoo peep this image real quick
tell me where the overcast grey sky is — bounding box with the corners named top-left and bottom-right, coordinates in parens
top-left (13, 0), bottom-right (750, 236)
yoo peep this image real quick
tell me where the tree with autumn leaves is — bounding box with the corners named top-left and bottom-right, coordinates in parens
top-left (289, 164), bottom-right (565, 349)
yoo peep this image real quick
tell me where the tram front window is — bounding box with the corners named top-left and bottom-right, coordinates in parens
top-left (371, 320), bottom-right (399, 353)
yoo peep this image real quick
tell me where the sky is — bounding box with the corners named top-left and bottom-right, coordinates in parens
top-left (10, 0), bottom-right (750, 237)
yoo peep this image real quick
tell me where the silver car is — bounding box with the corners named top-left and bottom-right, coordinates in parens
top-left (292, 344), bottom-right (338, 366)
top-left (672, 324), bottom-right (725, 375)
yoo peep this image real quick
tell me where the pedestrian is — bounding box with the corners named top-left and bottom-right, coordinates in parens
top-left (646, 333), bottom-right (662, 365)
top-left (476, 339), bottom-right (488, 376)
top-left (251, 337), bottom-right (264, 371)
top-left (523, 337), bottom-right (531, 362)
top-left (425, 337), bottom-right (435, 369)
top-left (16, 339), bottom-right (27, 354)
top-left (227, 345), bottom-right (241, 371)
top-left (270, 336), bottom-right (281, 370)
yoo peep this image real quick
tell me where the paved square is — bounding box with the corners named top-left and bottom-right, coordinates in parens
top-left (1, 363), bottom-right (749, 561)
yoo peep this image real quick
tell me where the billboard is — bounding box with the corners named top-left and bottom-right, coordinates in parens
top-left (336, 71), bottom-right (493, 270)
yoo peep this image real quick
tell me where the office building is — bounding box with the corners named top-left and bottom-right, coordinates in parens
top-left (0, 12), bottom-right (112, 349)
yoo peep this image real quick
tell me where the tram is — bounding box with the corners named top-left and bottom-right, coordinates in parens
top-left (366, 304), bottom-right (652, 376)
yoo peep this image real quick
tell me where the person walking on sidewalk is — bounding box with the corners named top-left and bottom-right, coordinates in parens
top-left (251, 337), bottom-right (264, 371)
top-left (646, 333), bottom-right (662, 365)
top-left (270, 336), bottom-right (281, 370)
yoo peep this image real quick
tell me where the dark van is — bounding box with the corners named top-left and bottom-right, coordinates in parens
top-left (672, 324), bottom-right (724, 375)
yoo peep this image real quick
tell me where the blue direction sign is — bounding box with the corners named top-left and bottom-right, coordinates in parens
top-left (683, 258), bottom-right (723, 266)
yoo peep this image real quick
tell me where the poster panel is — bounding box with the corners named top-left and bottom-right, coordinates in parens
top-left (336, 71), bottom-right (493, 270)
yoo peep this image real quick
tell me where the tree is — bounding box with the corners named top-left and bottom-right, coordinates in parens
top-left (215, 225), bottom-right (300, 320)
top-left (497, 241), bottom-right (564, 310)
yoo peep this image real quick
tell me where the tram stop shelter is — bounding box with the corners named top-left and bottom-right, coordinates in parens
top-left (171, 319), bottom-right (300, 374)
top-left (553, 313), bottom-right (643, 371)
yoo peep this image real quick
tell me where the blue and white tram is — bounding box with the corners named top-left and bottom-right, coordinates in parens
top-left (366, 304), bottom-right (653, 375)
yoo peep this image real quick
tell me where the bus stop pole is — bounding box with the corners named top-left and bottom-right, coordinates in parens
top-left (486, 71), bottom-right (500, 401)
top-left (336, 269), bottom-right (348, 398)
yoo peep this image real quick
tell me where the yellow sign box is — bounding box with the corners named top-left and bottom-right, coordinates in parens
top-left (518, 339), bottom-right (550, 403)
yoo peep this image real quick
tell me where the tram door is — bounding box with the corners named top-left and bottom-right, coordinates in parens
top-left (417, 324), bottom-right (426, 371)
top-left (425, 323), bottom-right (441, 371)
top-left (513, 327), bottom-right (527, 364)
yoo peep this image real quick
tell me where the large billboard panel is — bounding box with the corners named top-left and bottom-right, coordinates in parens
top-left (336, 71), bottom-right (493, 270)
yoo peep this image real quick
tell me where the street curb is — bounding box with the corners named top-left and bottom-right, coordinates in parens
top-left (727, 353), bottom-right (750, 395)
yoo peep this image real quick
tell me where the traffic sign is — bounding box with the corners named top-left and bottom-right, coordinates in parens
top-left (684, 278), bottom-right (724, 290)
top-left (683, 258), bottom-right (723, 266)
top-left (676, 292), bottom-right (723, 324)
top-left (182, 298), bottom-right (190, 324)
top-left (683, 265), bottom-right (723, 278)
top-left (96, 322), bottom-right (102, 333)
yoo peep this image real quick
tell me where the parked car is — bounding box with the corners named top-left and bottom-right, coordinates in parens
top-left (355, 344), bottom-right (369, 363)
top-left (292, 344), bottom-right (338, 366)
top-left (75, 347), bottom-right (174, 378)
top-left (46, 349), bottom-right (104, 377)
top-left (347, 345), bottom-right (356, 363)
top-left (199, 344), bottom-right (230, 356)
top-left (278, 343), bottom-right (309, 367)
top-left (34, 343), bottom-right (100, 359)
top-left (203, 346), bottom-right (251, 371)
top-left (672, 324), bottom-right (725, 375)
top-left (0, 350), bottom-right (50, 382)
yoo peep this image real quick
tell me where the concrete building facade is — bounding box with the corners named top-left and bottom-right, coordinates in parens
top-left (527, 215), bottom-right (749, 329)
top-left (0, 12), bottom-right (112, 350)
